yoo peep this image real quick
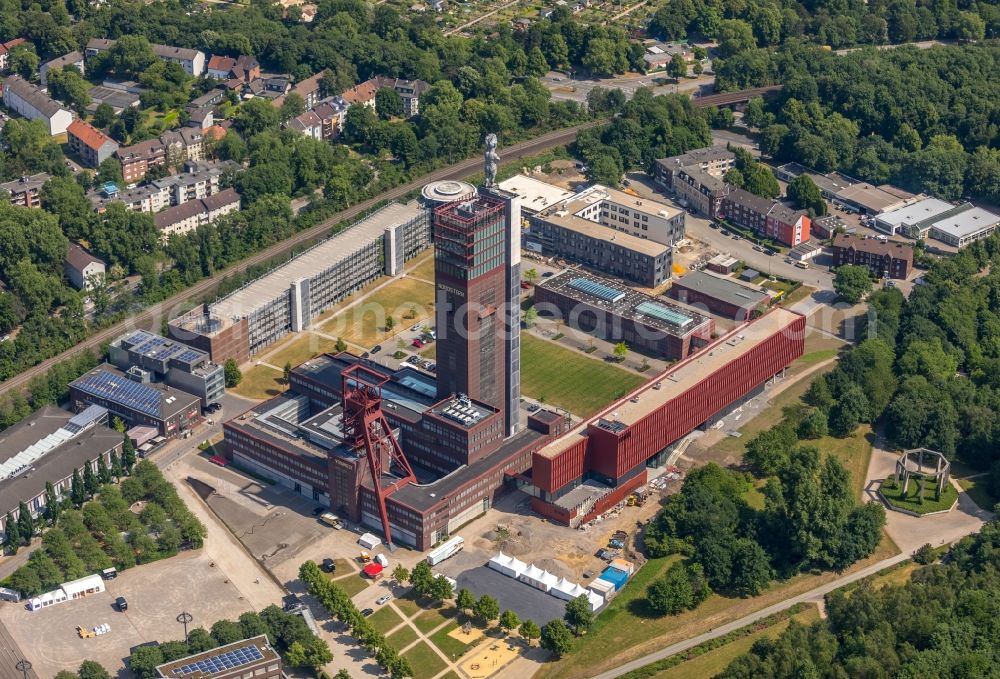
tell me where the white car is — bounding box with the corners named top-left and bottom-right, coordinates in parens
top-left (376, 594), bottom-right (391, 605)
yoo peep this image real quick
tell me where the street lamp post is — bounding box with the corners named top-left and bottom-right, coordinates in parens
top-left (177, 612), bottom-right (194, 641)
top-left (15, 659), bottom-right (31, 679)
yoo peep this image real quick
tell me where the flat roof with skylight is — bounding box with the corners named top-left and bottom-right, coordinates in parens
top-left (497, 175), bottom-right (574, 213)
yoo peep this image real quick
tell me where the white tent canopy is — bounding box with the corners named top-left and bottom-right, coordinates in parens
top-left (358, 533), bottom-right (382, 550)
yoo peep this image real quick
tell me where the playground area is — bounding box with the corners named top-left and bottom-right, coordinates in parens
top-left (460, 638), bottom-right (522, 678)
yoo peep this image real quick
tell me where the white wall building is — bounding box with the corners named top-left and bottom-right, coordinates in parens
top-left (2, 75), bottom-right (73, 135)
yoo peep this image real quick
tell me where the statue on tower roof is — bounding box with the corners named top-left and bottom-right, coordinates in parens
top-left (484, 133), bottom-right (499, 187)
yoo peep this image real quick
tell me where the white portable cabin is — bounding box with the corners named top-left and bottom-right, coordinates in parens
top-left (358, 532), bottom-right (382, 550)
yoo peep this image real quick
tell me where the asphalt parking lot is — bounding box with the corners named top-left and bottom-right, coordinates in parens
top-left (0, 551), bottom-right (253, 677)
top-left (447, 565), bottom-right (566, 626)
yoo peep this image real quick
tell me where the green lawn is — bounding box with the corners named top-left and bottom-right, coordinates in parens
top-left (332, 573), bottom-right (370, 598)
top-left (428, 621), bottom-right (478, 660)
top-left (394, 592), bottom-right (423, 618)
top-left (958, 478), bottom-right (997, 512)
top-left (413, 606), bottom-right (454, 634)
top-left (229, 364), bottom-right (285, 400)
top-left (387, 624), bottom-right (419, 651)
top-left (408, 252), bottom-right (436, 281)
top-left (265, 332), bottom-right (342, 370)
top-left (369, 605), bottom-right (404, 634)
top-left (321, 277), bottom-right (435, 348)
top-left (881, 478), bottom-right (959, 514)
top-left (402, 641), bottom-right (448, 679)
top-left (782, 284), bottom-right (816, 307)
top-left (815, 424), bottom-right (875, 497)
top-left (647, 607), bottom-right (820, 679)
top-left (520, 334), bottom-right (646, 418)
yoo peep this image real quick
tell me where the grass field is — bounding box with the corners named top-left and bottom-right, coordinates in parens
top-left (534, 534), bottom-right (898, 679)
top-left (387, 624), bottom-right (419, 651)
top-left (429, 621), bottom-right (478, 659)
top-left (520, 334), bottom-right (646, 418)
top-left (332, 573), bottom-right (370, 598)
top-left (402, 641), bottom-right (448, 679)
top-left (321, 277), bottom-right (435, 348)
top-left (420, 343), bottom-right (437, 360)
top-left (413, 606), bottom-right (453, 634)
top-left (881, 478), bottom-right (959, 514)
top-left (816, 424), bottom-right (875, 497)
top-left (394, 592), bottom-right (423, 619)
top-left (369, 606), bottom-right (404, 634)
top-left (648, 606), bottom-right (821, 679)
top-left (409, 252), bottom-right (436, 281)
top-left (958, 478), bottom-right (997, 512)
top-left (782, 285), bottom-right (816, 307)
top-left (229, 364), bottom-right (285, 400)
top-left (264, 332), bottom-right (341, 370)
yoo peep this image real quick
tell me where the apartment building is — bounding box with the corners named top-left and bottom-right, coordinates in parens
top-left (832, 233), bottom-right (913, 279)
top-left (153, 188), bottom-right (241, 239)
top-left (67, 119), bottom-right (118, 168)
top-left (0, 172), bottom-right (51, 208)
top-left (2, 75), bottom-right (73, 135)
top-left (719, 188), bottom-right (811, 247)
top-left (39, 51), bottom-right (84, 86)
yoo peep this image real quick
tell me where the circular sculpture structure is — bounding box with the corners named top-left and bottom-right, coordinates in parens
top-left (892, 448), bottom-right (951, 502)
top-left (422, 180), bottom-right (477, 204)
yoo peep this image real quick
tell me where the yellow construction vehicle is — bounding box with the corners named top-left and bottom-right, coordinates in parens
top-left (77, 625), bottom-right (95, 639)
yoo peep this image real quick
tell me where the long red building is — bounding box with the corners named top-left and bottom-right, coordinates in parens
top-left (525, 307), bottom-right (806, 526)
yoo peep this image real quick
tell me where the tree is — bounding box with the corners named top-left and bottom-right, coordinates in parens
top-left (235, 98), bottom-right (281, 136)
top-left (828, 384), bottom-right (870, 437)
top-left (668, 53), bottom-right (687, 79)
top-left (279, 92), bottom-right (306, 122)
top-left (5, 513), bottom-right (20, 552)
top-left (71, 468), bottom-right (86, 507)
top-left (647, 561), bottom-right (707, 615)
top-left (728, 538), bottom-right (772, 596)
top-left (335, 337), bottom-right (347, 352)
top-left (786, 175), bottom-right (827, 216)
top-left (122, 434), bottom-right (137, 474)
top-left (833, 265), bottom-right (873, 303)
top-left (83, 461), bottom-right (99, 497)
top-left (523, 306), bottom-right (538, 328)
top-left (431, 574), bottom-right (454, 601)
top-left (77, 660), bottom-right (111, 679)
top-left (47, 67), bottom-right (91, 113)
top-left (613, 341), bottom-right (628, 361)
top-left (524, 268), bottom-right (539, 284)
top-left (93, 103), bottom-right (116, 129)
top-left (499, 609), bottom-right (520, 634)
top-left (224, 358), bottom-right (242, 387)
top-left (9, 43), bottom-right (39, 80)
top-left (128, 644), bottom-right (165, 679)
top-left (456, 587), bottom-right (475, 615)
top-left (797, 409), bottom-right (829, 439)
top-left (392, 564), bottom-right (409, 584)
top-left (385, 316), bottom-right (395, 331)
top-left (45, 481), bottom-right (61, 523)
top-left (410, 560), bottom-right (434, 596)
top-left (283, 361), bottom-right (292, 383)
top-left (376, 87), bottom-right (404, 119)
top-left (519, 618), bottom-right (541, 645)
top-left (473, 594), bottom-right (500, 625)
top-left (563, 594), bottom-right (594, 635)
top-left (110, 450), bottom-right (124, 480)
top-left (97, 455), bottom-right (112, 485)
top-left (540, 619), bottom-right (574, 657)
top-left (16, 501), bottom-right (33, 543)
top-left (718, 20), bottom-right (757, 57)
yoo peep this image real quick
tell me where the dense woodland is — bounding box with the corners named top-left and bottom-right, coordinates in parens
top-left (717, 42), bottom-right (1000, 203)
top-left (718, 518), bottom-right (1000, 678)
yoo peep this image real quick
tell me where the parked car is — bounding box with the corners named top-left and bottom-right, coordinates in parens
top-left (361, 608), bottom-right (374, 617)
top-left (376, 594), bottom-right (391, 605)
top-left (527, 403), bottom-right (541, 413)
top-left (720, 229), bottom-right (730, 236)
top-left (371, 345), bottom-right (382, 354)
top-left (410, 324), bottom-right (421, 331)
top-left (282, 594), bottom-right (305, 612)
top-left (542, 271), bottom-right (555, 277)
top-left (412, 339), bottom-right (425, 348)
top-left (115, 596), bottom-right (128, 612)
top-left (209, 455), bottom-right (226, 467)
top-left (520, 281), bottom-right (532, 289)
top-left (322, 558), bottom-right (336, 573)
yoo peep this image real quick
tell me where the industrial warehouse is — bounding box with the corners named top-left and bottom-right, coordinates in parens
top-left (169, 201), bottom-right (430, 363)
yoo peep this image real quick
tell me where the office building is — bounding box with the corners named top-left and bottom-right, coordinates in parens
top-left (535, 271), bottom-right (714, 360)
top-left (169, 202), bottom-right (429, 363)
top-left (528, 308), bottom-right (805, 526)
top-left (497, 175), bottom-right (574, 216)
top-left (156, 636), bottom-right (281, 679)
top-left (718, 188), bottom-right (811, 247)
top-left (0, 405), bottom-right (120, 536)
top-left (926, 205), bottom-right (999, 248)
top-left (528, 187), bottom-right (673, 288)
top-left (668, 269), bottom-right (773, 321)
top-left (69, 364), bottom-right (201, 438)
top-left (109, 329), bottom-right (225, 407)
top-left (831, 234), bottom-right (913, 279)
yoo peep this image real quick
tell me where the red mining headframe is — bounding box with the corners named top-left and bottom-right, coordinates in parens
top-left (340, 364), bottom-right (416, 547)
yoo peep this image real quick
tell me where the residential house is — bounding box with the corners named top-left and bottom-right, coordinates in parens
top-left (0, 38), bottom-right (26, 72)
top-left (832, 233), bottom-right (913, 279)
top-left (274, 70), bottom-right (326, 109)
top-left (179, 127), bottom-right (206, 161)
top-left (0, 173), bottom-right (51, 208)
top-left (642, 43), bottom-right (694, 73)
top-left (2, 75), bottom-right (74, 135)
top-left (189, 89), bottom-right (226, 109)
top-left (116, 138), bottom-right (168, 184)
top-left (285, 110), bottom-right (322, 139)
top-left (233, 55), bottom-right (260, 82)
top-left (85, 39), bottom-right (205, 76)
top-left (206, 55), bottom-right (237, 80)
top-left (67, 119), bottom-right (118, 168)
top-left (339, 78), bottom-right (379, 110)
top-left (186, 106), bottom-right (214, 129)
top-left (372, 76), bottom-right (430, 117)
top-left (312, 99), bottom-right (345, 139)
top-left (64, 243), bottom-right (106, 289)
top-left (84, 38), bottom-right (115, 58)
top-left (719, 188), bottom-right (811, 247)
top-left (39, 51), bottom-right (85, 86)
top-left (154, 188), bottom-right (240, 239)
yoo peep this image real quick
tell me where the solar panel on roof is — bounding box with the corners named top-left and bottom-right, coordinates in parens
top-left (635, 301), bottom-right (693, 327)
top-left (74, 372), bottom-right (161, 417)
top-left (569, 277), bottom-right (625, 304)
top-left (175, 349), bottom-right (203, 364)
top-left (174, 644), bottom-right (265, 676)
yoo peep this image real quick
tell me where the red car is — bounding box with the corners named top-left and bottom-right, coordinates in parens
top-left (209, 455), bottom-right (227, 467)
top-left (412, 339), bottom-right (425, 348)
top-left (520, 281), bottom-right (532, 289)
